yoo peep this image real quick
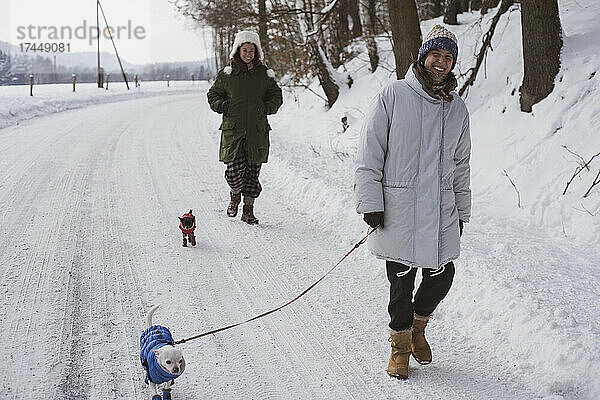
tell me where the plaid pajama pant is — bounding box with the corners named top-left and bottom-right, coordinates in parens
top-left (225, 154), bottom-right (262, 198)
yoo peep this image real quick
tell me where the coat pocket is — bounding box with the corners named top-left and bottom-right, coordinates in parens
top-left (219, 120), bottom-right (236, 130)
top-left (374, 185), bottom-right (415, 261)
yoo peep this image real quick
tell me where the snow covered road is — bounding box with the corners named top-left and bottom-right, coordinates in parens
top-left (1, 92), bottom-right (598, 399)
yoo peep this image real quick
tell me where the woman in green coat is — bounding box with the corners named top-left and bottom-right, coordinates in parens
top-left (207, 31), bottom-right (283, 224)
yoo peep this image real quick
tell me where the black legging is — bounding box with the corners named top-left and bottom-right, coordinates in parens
top-left (386, 260), bottom-right (455, 331)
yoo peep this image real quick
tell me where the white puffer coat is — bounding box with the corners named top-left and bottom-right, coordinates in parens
top-left (354, 66), bottom-right (471, 269)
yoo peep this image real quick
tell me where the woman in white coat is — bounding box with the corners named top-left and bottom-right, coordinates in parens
top-left (354, 25), bottom-right (471, 379)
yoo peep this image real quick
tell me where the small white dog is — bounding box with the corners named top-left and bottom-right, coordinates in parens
top-left (140, 305), bottom-right (186, 399)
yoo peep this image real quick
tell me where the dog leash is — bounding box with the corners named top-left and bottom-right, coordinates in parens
top-left (173, 227), bottom-right (378, 345)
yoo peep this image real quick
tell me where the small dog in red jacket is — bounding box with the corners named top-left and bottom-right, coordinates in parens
top-left (178, 210), bottom-right (196, 247)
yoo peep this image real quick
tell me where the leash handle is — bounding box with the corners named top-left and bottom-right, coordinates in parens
top-left (174, 227), bottom-right (377, 345)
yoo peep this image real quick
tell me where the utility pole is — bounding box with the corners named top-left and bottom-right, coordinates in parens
top-left (53, 55), bottom-right (57, 84)
top-left (97, 0), bottom-right (103, 88)
top-left (98, 0), bottom-right (129, 89)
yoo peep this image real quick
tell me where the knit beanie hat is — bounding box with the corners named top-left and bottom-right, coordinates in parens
top-left (417, 25), bottom-right (458, 70)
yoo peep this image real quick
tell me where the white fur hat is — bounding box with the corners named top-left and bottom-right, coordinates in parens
top-left (229, 30), bottom-right (264, 60)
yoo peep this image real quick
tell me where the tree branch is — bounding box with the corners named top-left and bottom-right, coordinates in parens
top-left (583, 169), bottom-right (600, 198)
top-left (282, 83), bottom-right (328, 103)
top-left (459, 0), bottom-right (513, 97)
top-left (502, 169), bottom-right (522, 208)
top-left (562, 146), bottom-right (600, 195)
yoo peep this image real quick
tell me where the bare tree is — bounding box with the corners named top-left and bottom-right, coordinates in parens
top-left (359, 0), bottom-right (379, 72)
top-left (297, 0), bottom-right (340, 107)
top-left (519, 0), bottom-right (562, 112)
top-left (459, 0), bottom-right (513, 97)
top-left (388, 0), bottom-right (422, 79)
top-left (258, 0), bottom-right (270, 65)
top-left (327, 1), bottom-right (345, 67)
top-left (174, 0), bottom-right (255, 67)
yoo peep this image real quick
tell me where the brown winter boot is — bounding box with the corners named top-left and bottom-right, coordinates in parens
top-left (387, 329), bottom-right (412, 379)
top-left (411, 314), bottom-right (432, 365)
top-left (227, 192), bottom-right (241, 217)
top-left (241, 204), bottom-right (259, 224)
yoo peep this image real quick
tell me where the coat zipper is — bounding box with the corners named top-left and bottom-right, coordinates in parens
top-left (437, 100), bottom-right (445, 267)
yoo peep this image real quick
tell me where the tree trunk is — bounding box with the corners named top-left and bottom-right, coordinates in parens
top-left (416, 0), bottom-right (445, 20)
top-left (444, 0), bottom-right (462, 24)
top-left (214, 28), bottom-right (228, 70)
top-left (460, 0), bottom-right (469, 12)
top-left (359, 0), bottom-right (379, 72)
top-left (481, 0), bottom-right (500, 14)
top-left (388, 0), bottom-right (422, 79)
top-left (338, 0), bottom-right (351, 46)
top-left (348, 0), bottom-right (363, 38)
top-left (258, 0), bottom-right (270, 64)
top-left (328, 0), bottom-right (348, 67)
top-left (298, 0), bottom-right (340, 107)
top-left (519, 0), bottom-right (562, 112)
top-left (309, 38), bottom-right (340, 107)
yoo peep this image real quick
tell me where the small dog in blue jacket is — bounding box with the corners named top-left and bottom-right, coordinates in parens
top-left (140, 305), bottom-right (185, 399)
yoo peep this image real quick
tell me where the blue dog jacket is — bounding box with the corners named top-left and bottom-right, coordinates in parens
top-left (140, 325), bottom-right (182, 384)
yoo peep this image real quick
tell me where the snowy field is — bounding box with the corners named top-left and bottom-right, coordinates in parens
top-left (1, 1), bottom-right (599, 399)
top-left (0, 80), bottom-right (207, 130)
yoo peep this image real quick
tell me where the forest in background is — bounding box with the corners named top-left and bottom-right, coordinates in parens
top-left (174, 0), bottom-right (562, 112)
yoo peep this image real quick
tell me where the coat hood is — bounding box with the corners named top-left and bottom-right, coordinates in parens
top-left (405, 65), bottom-right (441, 103)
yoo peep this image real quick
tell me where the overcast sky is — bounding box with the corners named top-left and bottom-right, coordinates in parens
top-left (0, 0), bottom-right (212, 64)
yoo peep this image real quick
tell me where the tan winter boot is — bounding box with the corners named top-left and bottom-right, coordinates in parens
top-left (227, 192), bottom-right (241, 217)
top-left (411, 314), bottom-right (432, 365)
top-left (387, 329), bottom-right (412, 379)
top-left (241, 204), bottom-right (259, 224)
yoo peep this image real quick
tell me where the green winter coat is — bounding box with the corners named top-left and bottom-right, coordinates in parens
top-left (207, 61), bottom-right (283, 163)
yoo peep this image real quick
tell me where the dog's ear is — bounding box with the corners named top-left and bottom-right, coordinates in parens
top-left (178, 217), bottom-right (183, 222)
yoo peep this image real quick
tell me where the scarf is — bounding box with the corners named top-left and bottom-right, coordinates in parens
top-left (413, 61), bottom-right (457, 102)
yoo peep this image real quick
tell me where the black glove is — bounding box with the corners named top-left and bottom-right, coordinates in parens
top-left (459, 220), bottom-right (464, 237)
top-left (363, 211), bottom-right (384, 229)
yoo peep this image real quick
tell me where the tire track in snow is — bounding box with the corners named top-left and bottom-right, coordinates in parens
top-left (53, 120), bottom-right (145, 399)
top-left (84, 119), bottom-right (148, 399)
top-left (1, 103), bottom-right (157, 399)
top-left (2, 122), bottom-right (102, 398)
